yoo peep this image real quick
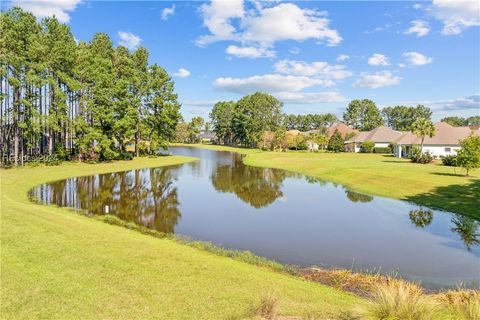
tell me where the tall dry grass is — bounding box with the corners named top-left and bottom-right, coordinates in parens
top-left (358, 281), bottom-right (438, 320)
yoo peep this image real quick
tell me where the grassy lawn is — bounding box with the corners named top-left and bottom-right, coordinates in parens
top-left (1, 156), bottom-right (363, 319)
top-left (183, 144), bottom-right (479, 218)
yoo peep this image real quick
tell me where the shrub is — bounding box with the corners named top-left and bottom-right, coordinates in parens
top-left (410, 147), bottom-right (434, 164)
top-left (437, 290), bottom-right (480, 320)
top-left (359, 282), bottom-right (438, 320)
top-left (328, 129), bottom-right (345, 152)
top-left (118, 152), bottom-right (134, 161)
top-left (373, 147), bottom-right (392, 154)
top-left (442, 154), bottom-right (458, 166)
top-left (360, 141), bottom-right (375, 153)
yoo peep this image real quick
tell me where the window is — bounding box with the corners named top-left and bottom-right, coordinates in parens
top-left (445, 147), bottom-right (451, 152)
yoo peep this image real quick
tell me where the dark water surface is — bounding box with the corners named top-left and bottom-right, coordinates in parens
top-left (29, 147), bottom-right (479, 289)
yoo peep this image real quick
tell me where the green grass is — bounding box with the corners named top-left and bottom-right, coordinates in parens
top-left (1, 156), bottom-right (362, 319)
top-left (183, 144), bottom-right (479, 218)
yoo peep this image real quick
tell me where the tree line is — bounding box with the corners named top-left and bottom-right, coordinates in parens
top-left (0, 7), bottom-right (181, 166)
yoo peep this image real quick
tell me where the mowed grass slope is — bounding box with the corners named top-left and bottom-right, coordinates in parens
top-left (1, 157), bottom-right (361, 319)
top-left (244, 151), bottom-right (479, 217)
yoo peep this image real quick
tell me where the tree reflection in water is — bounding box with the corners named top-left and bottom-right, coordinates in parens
top-left (345, 190), bottom-right (374, 203)
top-left (211, 154), bottom-right (290, 208)
top-left (31, 167), bottom-right (181, 233)
top-left (409, 208), bottom-right (434, 228)
top-left (451, 215), bottom-right (480, 252)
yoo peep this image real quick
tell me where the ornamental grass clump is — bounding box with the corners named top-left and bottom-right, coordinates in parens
top-left (359, 281), bottom-right (438, 320)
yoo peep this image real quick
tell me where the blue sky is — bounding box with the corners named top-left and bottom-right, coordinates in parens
top-left (4, 0), bottom-right (480, 121)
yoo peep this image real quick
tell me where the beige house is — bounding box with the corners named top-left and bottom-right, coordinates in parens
top-left (393, 122), bottom-right (477, 158)
top-left (345, 126), bottom-right (404, 152)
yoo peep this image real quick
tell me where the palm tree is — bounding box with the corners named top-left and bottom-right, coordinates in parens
top-left (411, 118), bottom-right (435, 153)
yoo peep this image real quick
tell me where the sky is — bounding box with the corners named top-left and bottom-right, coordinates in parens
top-left (3, 0), bottom-right (480, 121)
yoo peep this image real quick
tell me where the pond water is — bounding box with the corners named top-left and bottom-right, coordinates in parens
top-left (29, 147), bottom-right (479, 289)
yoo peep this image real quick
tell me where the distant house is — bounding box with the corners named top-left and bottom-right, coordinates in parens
top-left (393, 122), bottom-right (477, 158)
top-left (197, 131), bottom-right (216, 143)
top-left (345, 126), bottom-right (404, 153)
top-left (326, 123), bottom-right (358, 139)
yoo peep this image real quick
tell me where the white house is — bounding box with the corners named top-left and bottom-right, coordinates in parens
top-left (345, 126), bottom-right (404, 152)
top-left (393, 122), bottom-right (478, 158)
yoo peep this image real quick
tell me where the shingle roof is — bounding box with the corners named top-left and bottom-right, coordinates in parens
top-left (394, 122), bottom-right (474, 145)
top-left (347, 126), bottom-right (404, 143)
top-left (327, 123), bottom-right (357, 138)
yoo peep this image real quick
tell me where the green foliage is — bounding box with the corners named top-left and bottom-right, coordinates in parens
top-left (343, 99), bottom-right (384, 131)
top-left (232, 92), bottom-right (283, 147)
top-left (0, 7), bottom-right (181, 165)
top-left (360, 141), bottom-right (375, 153)
top-left (283, 113), bottom-right (338, 131)
top-left (441, 116), bottom-right (480, 126)
top-left (409, 209), bottom-right (433, 228)
top-left (210, 101), bottom-right (236, 145)
top-left (411, 118), bottom-right (435, 153)
top-left (409, 146), bottom-right (434, 164)
top-left (442, 155), bottom-right (458, 167)
top-left (373, 147), bottom-right (392, 154)
top-left (382, 105), bottom-right (432, 130)
top-left (328, 129), bottom-right (345, 152)
top-left (456, 135), bottom-right (480, 176)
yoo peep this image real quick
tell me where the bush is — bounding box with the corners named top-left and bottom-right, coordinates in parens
top-left (410, 147), bottom-right (434, 164)
top-left (360, 141), bottom-right (375, 153)
top-left (373, 147), bottom-right (392, 154)
top-left (359, 282), bottom-right (438, 320)
top-left (118, 152), bottom-right (134, 160)
top-left (442, 154), bottom-right (458, 166)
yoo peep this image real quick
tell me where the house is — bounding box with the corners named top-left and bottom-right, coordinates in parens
top-left (393, 122), bottom-right (477, 158)
top-left (345, 126), bottom-right (404, 153)
top-left (327, 123), bottom-right (358, 139)
top-left (197, 131), bottom-right (216, 143)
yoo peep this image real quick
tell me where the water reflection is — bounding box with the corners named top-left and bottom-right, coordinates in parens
top-left (451, 216), bottom-right (480, 251)
top-left (409, 209), bottom-right (434, 228)
top-left (30, 167), bottom-right (181, 233)
top-left (346, 190), bottom-right (374, 203)
top-left (28, 147), bottom-right (480, 287)
top-left (211, 161), bottom-right (289, 208)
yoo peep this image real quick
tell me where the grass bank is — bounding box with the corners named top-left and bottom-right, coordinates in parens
top-left (1, 156), bottom-right (363, 319)
top-left (182, 144), bottom-right (479, 218)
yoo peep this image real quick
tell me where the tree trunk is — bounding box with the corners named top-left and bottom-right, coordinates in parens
top-left (13, 85), bottom-right (19, 166)
top-left (420, 136), bottom-right (425, 154)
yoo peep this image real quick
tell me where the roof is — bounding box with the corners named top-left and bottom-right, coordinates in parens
top-left (327, 123), bottom-right (357, 138)
top-left (347, 126), bottom-right (404, 143)
top-left (394, 122), bottom-right (474, 145)
top-left (197, 132), bottom-right (216, 140)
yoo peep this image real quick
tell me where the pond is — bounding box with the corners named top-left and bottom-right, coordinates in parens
top-left (29, 146), bottom-right (479, 289)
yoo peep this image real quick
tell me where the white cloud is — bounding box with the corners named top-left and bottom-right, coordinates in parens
top-left (337, 54), bottom-right (350, 62)
top-left (275, 91), bottom-right (346, 104)
top-left (404, 20), bottom-right (430, 37)
top-left (173, 68), bottom-right (191, 78)
top-left (274, 60), bottom-right (352, 80)
top-left (161, 4), bottom-right (175, 20)
top-left (196, 0), bottom-right (244, 46)
top-left (226, 45), bottom-right (275, 58)
top-left (413, 3), bottom-right (423, 10)
top-left (403, 52), bottom-right (433, 66)
top-left (118, 31), bottom-right (141, 50)
top-left (240, 3), bottom-right (342, 47)
top-left (11, 0), bottom-right (82, 23)
top-left (430, 0), bottom-right (480, 35)
top-left (353, 71), bottom-right (400, 89)
top-left (213, 74), bottom-right (333, 94)
top-left (368, 53), bottom-right (390, 66)
top-left (403, 94), bottom-right (480, 111)
top-left (197, 1), bottom-right (341, 50)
